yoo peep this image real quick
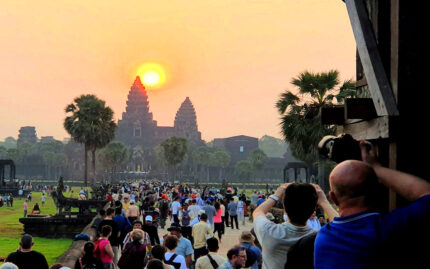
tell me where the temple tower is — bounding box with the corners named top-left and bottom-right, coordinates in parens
top-left (116, 76), bottom-right (157, 148)
top-left (174, 97), bottom-right (203, 147)
top-left (17, 126), bottom-right (37, 146)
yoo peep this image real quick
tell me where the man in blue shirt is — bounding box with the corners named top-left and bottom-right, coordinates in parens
top-left (168, 224), bottom-right (193, 268)
top-left (314, 141), bottom-right (430, 269)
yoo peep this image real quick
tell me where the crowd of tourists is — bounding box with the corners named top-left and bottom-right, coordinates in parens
top-left (2, 141), bottom-right (430, 269)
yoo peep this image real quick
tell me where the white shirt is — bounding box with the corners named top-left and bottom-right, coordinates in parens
top-left (307, 218), bottom-right (321, 231)
top-left (171, 201), bottom-right (181, 215)
top-left (254, 216), bottom-right (313, 269)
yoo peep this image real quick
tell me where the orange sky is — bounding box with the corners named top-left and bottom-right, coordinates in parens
top-left (0, 0), bottom-right (356, 142)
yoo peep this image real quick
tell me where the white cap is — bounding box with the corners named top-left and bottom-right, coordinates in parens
top-left (145, 215), bottom-right (153, 222)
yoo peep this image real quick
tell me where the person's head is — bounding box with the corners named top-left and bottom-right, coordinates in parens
top-left (318, 215), bottom-right (325, 224)
top-left (200, 213), bottom-right (208, 222)
top-left (131, 229), bottom-right (144, 242)
top-left (214, 201), bottom-right (220, 210)
top-left (0, 262), bottom-right (18, 269)
top-left (151, 245), bottom-right (167, 261)
top-left (310, 211), bottom-right (317, 220)
top-left (83, 242), bottom-right (95, 257)
top-left (19, 234), bottom-right (33, 250)
top-left (114, 206), bottom-right (122, 216)
top-left (329, 160), bottom-right (381, 212)
top-left (133, 220), bottom-right (143, 229)
top-left (207, 237), bottom-right (219, 252)
top-left (145, 215), bottom-right (153, 225)
top-left (239, 231), bottom-right (255, 246)
top-left (146, 259), bottom-right (164, 269)
top-left (167, 224), bottom-right (182, 238)
top-left (165, 235), bottom-right (178, 251)
top-left (98, 209), bottom-right (106, 217)
top-left (283, 183), bottom-right (318, 225)
top-left (106, 207), bottom-right (115, 217)
top-left (101, 225), bottom-right (112, 237)
top-left (226, 246), bottom-right (247, 268)
top-left (124, 196), bottom-right (129, 203)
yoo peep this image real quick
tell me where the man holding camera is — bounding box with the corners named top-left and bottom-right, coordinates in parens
top-left (314, 141), bottom-right (430, 268)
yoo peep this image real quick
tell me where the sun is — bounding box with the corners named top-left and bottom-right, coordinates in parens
top-left (142, 71), bottom-right (160, 86)
top-left (137, 62), bottom-right (166, 88)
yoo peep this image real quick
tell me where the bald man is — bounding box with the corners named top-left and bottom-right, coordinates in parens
top-left (314, 141), bottom-right (430, 269)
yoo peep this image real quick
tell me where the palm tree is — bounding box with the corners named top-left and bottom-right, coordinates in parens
top-left (64, 94), bottom-right (117, 185)
top-left (276, 70), bottom-right (355, 168)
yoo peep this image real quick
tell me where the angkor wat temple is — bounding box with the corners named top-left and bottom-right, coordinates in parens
top-left (116, 76), bottom-right (204, 150)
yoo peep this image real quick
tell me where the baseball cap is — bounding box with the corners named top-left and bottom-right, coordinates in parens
top-left (145, 215), bottom-right (153, 222)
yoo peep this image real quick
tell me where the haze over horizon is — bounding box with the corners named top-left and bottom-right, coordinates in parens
top-left (0, 0), bottom-right (356, 142)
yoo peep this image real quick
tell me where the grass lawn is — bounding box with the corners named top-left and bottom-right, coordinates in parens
top-left (0, 187), bottom-right (89, 266)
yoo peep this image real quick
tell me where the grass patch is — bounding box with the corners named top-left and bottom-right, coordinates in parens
top-left (0, 187), bottom-right (90, 266)
top-left (0, 237), bottom-right (72, 266)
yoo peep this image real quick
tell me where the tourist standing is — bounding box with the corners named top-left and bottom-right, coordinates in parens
top-left (202, 200), bottom-right (217, 231)
top-left (23, 200), bottom-right (28, 217)
top-left (195, 237), bottom-right (226, 269)
top-left (164, 235), bottom-right (187, 269)
top-left (6, 234), bottom-right (49, 269)
top-left (117, 229), bottom-right (147, 269)
top-left (213, 202), bottom-right (224, 243)
top-left (74, 241), bottom-right (104, 269)
top-left (41, 194), bottom-right (46, 207)
top-left (237, 198), bottom-right (245, 226)
top-left (143, 215), bottom-right (160, 245)
top-left (228, 198), bottom-right (238, 230)
top-left (307, 211), bottom-right (321, 232)
top-left (192, 213), bottom-right (213, 261)
top-left (98, 208), bottom-right (120, 268)
top-left (238, 231), bottom-right (262, 269)
top-left (167, 224), bottom-right (193, 268)
top-left (218, 246), bottom-right (247, 269)
top-left (171, 196), bottom-right (181, 224)
top-left (97, 225), bottom-right (115, 269)
top-left (126, 200), bottom-right (140, 224)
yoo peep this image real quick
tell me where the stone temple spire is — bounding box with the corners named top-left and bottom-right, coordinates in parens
top-left (174, 97), bottom-right (202, 143)
top-left (122, 76), bottom-right (154, 123)
top-left (116, 76), bottom-right (157, 148)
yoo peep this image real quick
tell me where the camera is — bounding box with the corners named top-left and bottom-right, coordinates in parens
top-left (318, 134), bottom-right (362, 163)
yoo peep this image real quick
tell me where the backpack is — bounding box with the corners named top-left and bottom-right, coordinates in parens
top-left (244, 244), bottom-right (258, 268)
top-left (78, 258), bottom-right (98, 269)
top-left (181, 210), bottom-right (191, 226)
top-left (164, 253), bottom-right (181, 269)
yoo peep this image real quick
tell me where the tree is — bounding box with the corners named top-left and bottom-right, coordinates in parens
top-left (259, 135), bottom-right (287, 158)
top-left (64, 94), bottom-right (117, 185)
top-left (235, 160), bottom-right (253, 182)
top-left (191, 146), bottom-right (211, 182)
top-left (160, 137), bottom-right (188, 183)
top-left (98, 141), bottom-right (129, 183)
top-left (211, 149), bottom-right (231, 180)
top-left (276, 70), bottom-right (355, 168)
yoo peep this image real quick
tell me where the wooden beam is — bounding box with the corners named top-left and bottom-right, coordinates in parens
top-left (345, 98), bottom-right (377, 120)
top-left (321, 106), bottom-right (345, 125)
top-left (345, 0), bottom-right (399, 116)
top-left (343, 116), bottom-right (389, 140)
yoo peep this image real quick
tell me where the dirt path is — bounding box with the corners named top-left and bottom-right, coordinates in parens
top-left (158, 217), bottom-right (254, 257)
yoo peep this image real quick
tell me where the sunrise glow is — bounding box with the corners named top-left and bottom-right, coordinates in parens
top-left (137, 62), bottom-right (166, 88)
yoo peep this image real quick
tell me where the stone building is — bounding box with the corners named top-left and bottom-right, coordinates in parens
top-left (116, 77), bottom-right (203, 150)
top-left (213, 135), bottom-right (259, 164)
top-left (17, 126), bottom-right (37, 145)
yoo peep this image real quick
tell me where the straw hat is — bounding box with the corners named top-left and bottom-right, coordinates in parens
top-left (239, 231), bottom-right (255, 245)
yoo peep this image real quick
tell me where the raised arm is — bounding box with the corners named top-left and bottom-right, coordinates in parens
top-left (360, 141), bottom-right (430, 201)
top-left (253, 183), bottom-right (291, 219)
top-left (312, 184), bottom-right (339, 221)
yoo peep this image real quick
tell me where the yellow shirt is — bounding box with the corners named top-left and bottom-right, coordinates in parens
top-left (123, 202), bottom-right (130, 211)
top-left (195, 252), bottom-right (226, 269)
top-left (192, 221), bottom-right (213, 249)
